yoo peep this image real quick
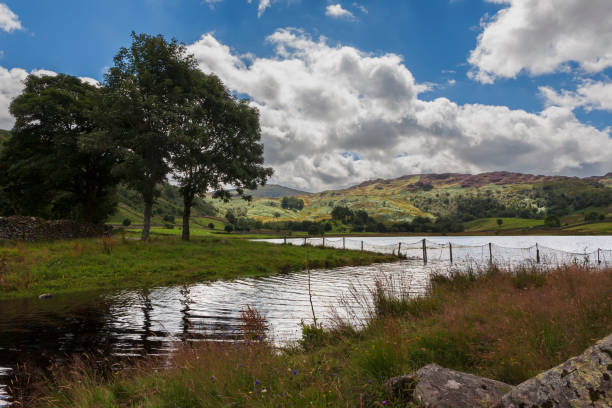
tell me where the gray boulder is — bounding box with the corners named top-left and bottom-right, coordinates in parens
top-left (495, 333), bottom-right (612, 408)
top-left (386, 363), bottom-right (512, 407)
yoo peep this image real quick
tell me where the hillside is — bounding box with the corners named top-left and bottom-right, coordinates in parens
top-left (109, 184), bottom-right (221, 229)
top-left (209, 171), bottom-right (612, 226)
top-left (110, 172), bottom-right (612, 235)
top-left (237, 184), bottom-right (310, 198)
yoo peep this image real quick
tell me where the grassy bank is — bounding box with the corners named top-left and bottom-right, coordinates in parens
top-left (0, 237), bottom-right (396, 299)
top-left (23, 265), bottom-right (612, 407)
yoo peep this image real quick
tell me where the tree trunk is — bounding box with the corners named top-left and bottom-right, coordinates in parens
top-left (182, 192), bottom-right (194, 241)
top-left (142, 197), bottom-right (153, 241)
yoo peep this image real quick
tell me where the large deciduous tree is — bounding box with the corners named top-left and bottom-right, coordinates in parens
top-left (172, 71), bottom-right (272, 241)
top-left (105, 32), bottom-right (196, 240)
top-left (0, 74), bottom-right (119, 223)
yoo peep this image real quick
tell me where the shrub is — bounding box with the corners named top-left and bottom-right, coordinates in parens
top-left (224, 225), bottom-right (233, 233)
top-left (299, 322), bottom-right (328, 350)
top-left (207, 222), bottom-right (214, 229)
top-left (544, 214), bottom-right (560, 228)
top-left (122, 218), bottom-right (131, 227)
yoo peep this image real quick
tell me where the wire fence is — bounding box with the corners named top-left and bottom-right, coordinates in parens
top-left (279, 237), bottom-right (612, 268)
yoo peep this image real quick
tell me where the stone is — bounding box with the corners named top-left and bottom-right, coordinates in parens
top-left (0, 216), bottom-right (112, 242)
top-left (385, 363), bottom-right (513, 407)
top-left (38, 293), bottom-right (53, 299)
top-left (495, 333), bottom-right (612, 408)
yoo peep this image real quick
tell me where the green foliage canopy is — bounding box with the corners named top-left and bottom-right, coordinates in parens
top-left (0, 74), bottom-right (120, 223)
top-left (104, 32), bottom-right (198, 239)
top-left (281, 196), bottom-right (304, 210)
top-left (171, 70), bottom-right (272, 240)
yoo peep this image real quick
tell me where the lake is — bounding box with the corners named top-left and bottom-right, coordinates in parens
top-left (1, 235), bottom-right (611, 405)
top-left (257, 235), bottom-right (612, 266)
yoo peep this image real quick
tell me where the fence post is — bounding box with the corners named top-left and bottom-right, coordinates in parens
top-left (322, 237), bottom-right (325, 248)
top-left (398, 242), bottom-right (402, 258)
top-left (449, 242), bottom-right (453, 265)
top-left (422, 239), bottom-right (428, 265)
top-left (361, 240), bottom-right (364, 252)
top-left (536, 243), bottom-right (540, 264)
top-left (343, 237), bottom-right (346, 250)
top-left (283, 236), bottom-right (287, 245)
top-left (304, 237), bottom-right (307, 246)
top-left (489, 242), bottom-right (493, 265)
top-left (598, 248), bottom-right (601, 265)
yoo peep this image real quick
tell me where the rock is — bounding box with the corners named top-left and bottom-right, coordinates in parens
top-left (385, 363), bottom-right (513, 407)
top-left (495, 333), bottom-right (612, 408)
top-left (38, 293), bottom-right (53, 299)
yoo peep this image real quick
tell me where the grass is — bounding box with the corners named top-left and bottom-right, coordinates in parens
top-left (0, 237), bottom-right (397, 299)
top-left (564, 221), bottom-right (612, 234)
top-left (20, 264), bottom-right (612, 407)
top-left (464, 217), bottom-right (544, 231)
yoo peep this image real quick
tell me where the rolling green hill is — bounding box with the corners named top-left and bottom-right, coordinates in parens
top-left (208, 172), bottom-right (612, 225)
top-left (112, 172), bottom-right (612, 234)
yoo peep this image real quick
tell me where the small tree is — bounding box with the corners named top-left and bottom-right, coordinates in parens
top-left (105, 32), bottom-right (196, 240)
top-left (207, 222), bottom-right (215, 229)
top-left (497, 219), bottom-right (503, 228)
top-left (172, 71), bottom-right (272, 240)
top-left (544, 214), bottom-right (561, 228)
top-left (225, 210), bottom-right (236, 225)
top-left (224, 224), bottom-right (233, 233)
top-left (122, 218), bottom-right (132, 227)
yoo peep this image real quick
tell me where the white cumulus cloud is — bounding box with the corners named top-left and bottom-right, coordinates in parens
top-left (326, 4), bottom-right (355, 19)
top-left (0, 3), bottom-right (22, 32)
top-left (187, 29), bottom-right (612, 191)
top-left (469, 0), bottom-right (612, 83)
top-left (541, 81), bottom-right (612, 113)
top-left (0, 68), bottom-right (60, 130)
top-left (248, 0), bottom-right (271, 17)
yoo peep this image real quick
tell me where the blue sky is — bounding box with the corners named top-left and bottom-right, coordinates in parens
top-left (1, 0), bottom-right (612, 190)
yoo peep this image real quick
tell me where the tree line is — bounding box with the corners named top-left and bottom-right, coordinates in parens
top-left (0, 33), bottom-right (272, 241)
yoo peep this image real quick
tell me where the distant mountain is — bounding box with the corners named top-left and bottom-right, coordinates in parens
top-left (240, 184), bottom-right (310, 198)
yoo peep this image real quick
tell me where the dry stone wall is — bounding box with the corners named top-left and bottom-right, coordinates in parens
top-left (0, 216), bottom-right (112, 241)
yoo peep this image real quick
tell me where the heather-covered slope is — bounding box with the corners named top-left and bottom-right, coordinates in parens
top-left (210, 172), bottom-right (612, 225)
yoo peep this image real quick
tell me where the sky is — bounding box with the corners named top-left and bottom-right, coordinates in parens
top-left (1, 0), bottom-right (612, 192)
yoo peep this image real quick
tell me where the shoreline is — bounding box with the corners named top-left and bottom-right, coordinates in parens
top-left (0, 237), bottom-right (397, 300)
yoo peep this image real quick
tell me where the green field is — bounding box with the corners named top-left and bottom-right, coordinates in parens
top-left (464, 217), bottom-right (545, 231)
top-left (565, 222), bottom-right (612, 234)
top-left (0, 237), bottom-right (397, 299)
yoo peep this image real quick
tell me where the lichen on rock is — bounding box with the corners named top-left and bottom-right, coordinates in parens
top-left (495, 333), bottom-right (612, 407)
